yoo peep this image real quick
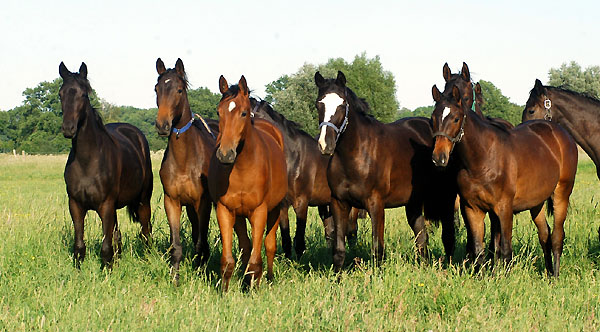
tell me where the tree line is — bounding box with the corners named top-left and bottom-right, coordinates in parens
top-left (1, 58), bottom-right (598, 154)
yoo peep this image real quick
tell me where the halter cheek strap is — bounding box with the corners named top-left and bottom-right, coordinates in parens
top-left (543, 97), bottom-right (552, 121)
top-left (432, 113), bottom-right (467, 144)
top-left (318, 104), bottom-right (349, 143)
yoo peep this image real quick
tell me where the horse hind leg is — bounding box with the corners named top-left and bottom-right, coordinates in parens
top-left (293, 198), bottom-right (309, 258)
top-left (367, 198), bottom-right (386, 263)
top-left (488, 212), bottom-right (501, 263)
top-left (529, 203), bottom-right (553, 276)
top-left (278, 204), bottom-right (292, 259)
top-left (318, 205), bottom-right (334, 248)
top-left (98, 202), bottom-right (117, 269)
top-left (346, 208), bottom-right (359, 247)
top-left (551, 180), bottom-right (574, 278)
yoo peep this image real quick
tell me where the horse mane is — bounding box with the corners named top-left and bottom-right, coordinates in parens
top-left (546, 85), bottom-right (600, 108)
top-left (250, 97), bottom-right (310, 138)
top-left (158, 68), bottom-right (190, 91)
top-left (344, 86), bottom-right (376, 120)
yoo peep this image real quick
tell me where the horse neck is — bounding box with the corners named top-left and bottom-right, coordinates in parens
top-left (454, 110), bottom-right (493, 169)
top-left (166, 97), bottom-right (200, 162)
top-left (172, 96), bottom-right (193, 130)
top-left (332, 103), bottom-right (365, 159)
top-left (548, 89), bottom-right (600, 165)
top-left (72, 103), bottom-right (109, 163)
top-left (234, 122), bottom-right (260, 168)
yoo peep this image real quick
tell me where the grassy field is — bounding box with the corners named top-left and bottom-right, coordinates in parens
top-left (1, 153), bottom-right (599, 331)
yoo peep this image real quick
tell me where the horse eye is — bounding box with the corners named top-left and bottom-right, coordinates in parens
top-left (454, 117), bottom-right (459, 123)
top-left (528, 109), bottom-right (535, 114)
top-left (241, 111), bottom-right (247, 117)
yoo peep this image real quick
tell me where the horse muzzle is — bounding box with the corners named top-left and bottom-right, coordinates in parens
top-left (61, 123), bottom-right (76, 138)
top-left (155, 121), bottom-right (171, 137)
top-left (216, 147), bottom-right (237, 164)
top-left (432, 151), bottom-right (449, 167)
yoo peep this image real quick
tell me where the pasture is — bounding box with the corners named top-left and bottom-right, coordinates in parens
top-left (1, 153), bottom-right (600, 331)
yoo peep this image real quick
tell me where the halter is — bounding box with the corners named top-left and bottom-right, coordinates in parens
top-left (318, 91), bottom-right (350, 143)
top-left (543, 97), bottom-right (552, 121)
top-left (432, 113), bottom-right (467, 144)
top-left (172, 117), bottom-right (194, 138)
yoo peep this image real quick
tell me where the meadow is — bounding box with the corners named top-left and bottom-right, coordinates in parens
top-left (1, 152), bottom-right (599, 331)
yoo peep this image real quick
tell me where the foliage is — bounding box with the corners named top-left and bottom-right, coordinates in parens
top-left (548, 61), bottom-right (600, 98)
top-left (265, 53), bottom-right (399, 136)
top-left (478, 80), bottom-right (523, 125)
top-left (188, 86), bottom-right (221, 120)
top-left (0, 154), bottom-right (600, 330)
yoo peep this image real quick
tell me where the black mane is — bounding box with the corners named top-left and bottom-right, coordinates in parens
top-left (250, 98), bottom-right (310, 138)
top-left (548, 85), bottom-right (600, 108)
top-left (344, 86), bottom-right (376, 120)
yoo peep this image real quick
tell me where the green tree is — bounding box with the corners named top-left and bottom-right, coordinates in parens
top-left (187, 87), bottom-right (221, 120)
top-left (265, 53), bottom-right (399, 136)
top-left (548, 61), bottom-right (600, 98)
top-left (478, 80), bottom-right (522, 125)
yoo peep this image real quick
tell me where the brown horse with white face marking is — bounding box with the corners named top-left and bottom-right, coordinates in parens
top-left (315, 71), bottom-right (458, 272)
top-left (432, 85), bottom-right (577, 276)
top-left (154, 58), bottom-right (218, 282)
top-left (208, 76), bottom-right (287, 290)
top-left (60, 62), bottom-right (153, 268)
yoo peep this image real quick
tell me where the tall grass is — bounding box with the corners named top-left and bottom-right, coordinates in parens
top-left (0, 153), bottom-right (599, 331)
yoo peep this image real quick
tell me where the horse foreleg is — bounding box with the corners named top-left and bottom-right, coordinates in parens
top-left (98, 201), bottom-right (117, 269)
top-left (495, 205), bottom-right (514, 264)
top-left (247, 204), bottom-right (268, 287)
top-left (330, 198), bottom-right (351, 272)
top-left (406, 203), bottom-right (428, 259)
top-left (488, 212), bottom-right (501, 263)
top-left (265, 209), bottom-right (280, 281)
top-left (278, 204), bottom-right (292, 259)
top-left (347, 207), bottom-right (359, 247)
top-left (461, 204), bottom-right (486, 267)
top-left (366, 197), bottom-right (385, 264)
top-left (217, 202), bottom-right (236, 292)
top-left (530, 203), bottom-right (553, 276)
top-left (318, 205), bottom-right (334, 248)
top-left (165, 195), bottom-right (183, 282)
top-left (138, 195), bottom-right (152, 244)
top-left (234, 216), bottom-right (250, 274)
top-left (293, 198), bottom-right (309, 258)
top-left (68, 198), bottom-right (87, 268)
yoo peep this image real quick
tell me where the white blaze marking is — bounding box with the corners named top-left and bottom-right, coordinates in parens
top-left (164, 79), bottom-right (171, 84)
top-left (228, 101), bottom-right (236, 112)
top-left (441, 107), bottom-right (451, 123)
top-left (317, 93), bottom-right (344, 148)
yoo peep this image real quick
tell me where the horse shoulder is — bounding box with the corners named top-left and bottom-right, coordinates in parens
top-left (253, 119), bottom-right (285, 151)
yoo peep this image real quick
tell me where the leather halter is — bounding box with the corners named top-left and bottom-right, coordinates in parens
top-left (543, 97), bottom-right (552, 121)
top-left (318, 92), bottom-right (349, 143)
top-left (432, 113), bottom-right (467, 144)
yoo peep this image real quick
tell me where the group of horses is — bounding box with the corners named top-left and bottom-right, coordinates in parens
top-left (58, 58), bottom-right (598, 290)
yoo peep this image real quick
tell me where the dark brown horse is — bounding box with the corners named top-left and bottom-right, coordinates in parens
top-left (59, 62), bottom-right (153, 268)
top-left (314, 71), bottom-right (458, 271)
top-left (523, 79), bottom-right (600, 241)
top-left (442, 62), bottom-right (513, 130)
top-left (154, 58), bottom-right (218, 282)
top-left (250, 99), bottom-right (361, 258)
top-left (208, 76), bottom-right (287, 290)
top-left (431, 85), bottom-right (578, 276)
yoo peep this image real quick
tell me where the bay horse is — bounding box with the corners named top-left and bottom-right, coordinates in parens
top-left (250, 98), bottom-right (361, 258)
top-left (523, 79), bottom-right (600, 241)
top-left (154, 58), bottom-right (219, 282)
top-left (442, 62), bottom-right (513, 130)
top-left (59, 62), bottom-right (153, 268)
top-left (314, 71), bottom-right (458, 271)
top-left (208, 76), bottom-right (287, 290)
top-left (431, 84), bottom-right (578, 276)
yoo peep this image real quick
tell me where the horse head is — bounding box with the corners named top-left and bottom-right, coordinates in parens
top-left (215, 75), bottom-right (252, 164)
top-left (522, 79), bottom-right (550, 122)
top-left (154, 58), bottom-right (190, 136)
top-left (58, 62), bottom-right (92, 138)
top-left (314, 70), bottom-right (349, 155)
top-left (431, 85), bottom-right (466, 167)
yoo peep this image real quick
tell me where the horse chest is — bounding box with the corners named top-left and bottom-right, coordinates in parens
top-left (65, 167), bottom-right (111, 207)
top-left (160, 166), bottom-right (202, 204)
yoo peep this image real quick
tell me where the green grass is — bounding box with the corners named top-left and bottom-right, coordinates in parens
top-left (1, 153), bottom-right (599, 331)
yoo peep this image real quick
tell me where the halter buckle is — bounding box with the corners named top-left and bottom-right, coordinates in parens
top-left (544, 99), bottom-right (551, 109)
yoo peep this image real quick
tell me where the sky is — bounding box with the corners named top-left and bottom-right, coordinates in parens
top-left (1, 0), bottom-right (599, 112)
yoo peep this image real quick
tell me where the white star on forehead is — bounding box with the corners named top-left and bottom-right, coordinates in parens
top-left (319, 93), bottom-right (345, 122)
top-left (441, 107), bottom-right (451, 122)
top-left (164, 79), bottom-right (171, 84)
top-left (228, 101), bottom-right (236, 112)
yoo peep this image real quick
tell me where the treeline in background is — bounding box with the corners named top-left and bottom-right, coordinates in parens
top-left (0, 56), bottom-right (598, 154)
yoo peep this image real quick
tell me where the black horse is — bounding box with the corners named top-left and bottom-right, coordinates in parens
top-left (314, 71), bottom-right (458, 271)
top-left (250, 98), bottom-right (361, 258)
top-left (59, 62), bottom-right (153, 268)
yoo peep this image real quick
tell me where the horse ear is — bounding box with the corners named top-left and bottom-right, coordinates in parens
top-left (239, 75), bottom-right (249, 96)
top-left (474, 82), bottom-right (482, 95)
top-left (336, 71), bottom-right (346, 87)
top-left (79, 62), bottom-right (88, 79)
top-left (156, 58), bottom-right (166, 75)
top-left (443, 63), bottom-right (451, 82)
top-left (315, 71), bottom-right (325, 88)
top-left (461, 62), bottom-right (470, 81)
top-left (219, 75), bottom-right (229, 94)
top-left (534, 79), bottom-right (546, 95)
top-left (452, 85), bottom-right (462, 104)
top-left (59, 62), bottom-right (70, 78)
top-left (175, 58), bottom-right (185, 76)
top-left (432, 85), bottom-right (442, 102)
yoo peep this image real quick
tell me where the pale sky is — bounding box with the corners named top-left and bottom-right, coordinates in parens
top-left (1, 0), bottom-right (598, 112)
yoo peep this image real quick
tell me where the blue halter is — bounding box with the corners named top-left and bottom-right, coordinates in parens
top-left (172, 118), bottom-right (193, 138)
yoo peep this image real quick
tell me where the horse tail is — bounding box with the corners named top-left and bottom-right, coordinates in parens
top-left (127, 203), bottom-right (141, 223)
top-left (546, 196), bottom-right (554, 218)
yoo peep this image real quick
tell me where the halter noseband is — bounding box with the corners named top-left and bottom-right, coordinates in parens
top-left (432, 113), bottom-right (467, 144)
